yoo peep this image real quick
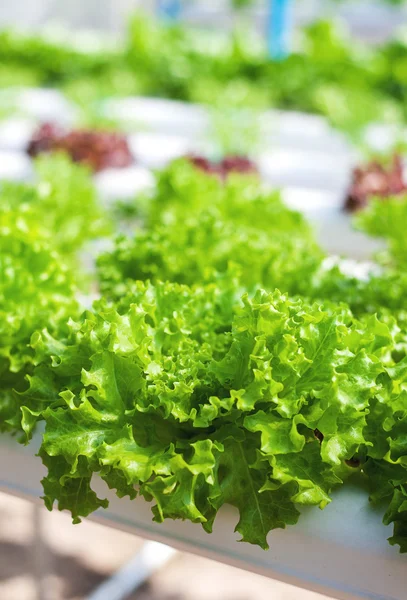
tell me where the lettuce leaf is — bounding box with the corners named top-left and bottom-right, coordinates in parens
top-left (0, 154), bottom-right (110, 435)
top-left (98, 162), bottom-right (322, 300)
top-left (147, 159), bottom-right (309, 237)
top-left (24, 284), bottom-right (389, 548)
top-left (98, 213), bottom-right (321, 299)
top-left (360, 350), bottom-right (407, 552)
top-left (355, 194), bottom-right (407, 270)
top-left (0, 224), bottom-right (78, 437)
top-left (0, 153), bottom-right (109, 259)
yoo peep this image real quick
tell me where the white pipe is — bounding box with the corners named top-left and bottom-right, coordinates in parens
top-left (87, 541), bottom-right (177, 600)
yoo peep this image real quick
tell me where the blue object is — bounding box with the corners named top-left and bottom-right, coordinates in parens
top-left (157, 0), bottom-right (181, 20)
top-left (267, 0), bottom-right (291, 60)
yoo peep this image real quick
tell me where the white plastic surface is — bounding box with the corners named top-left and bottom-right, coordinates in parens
top-left (94, 165), bottom-right (155, 202)
top-left (259, 110), bottom-right (351, 154)
top-left (104, 97), bottom-right (210, 137)
top-left (0, 150), bottom-right (33, 181)
top-left (0, 437), bottom-right (405, 600)
top-left (128, 132), bottom-right (193, 169)
top-left (16, 88), bottom-right (77, 123)
top-left (87, 541), bottom-right (176, 600)
top-left (108, 96), bottom-right (353, 153)
top-left (282, 187), bottom-right (385, 260)
top-left (0, 117), bottom-right (35, 152)
top-left (258, 148), bottom-right (354, 191)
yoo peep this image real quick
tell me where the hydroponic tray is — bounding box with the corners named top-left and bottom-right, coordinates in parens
top-left (0, 435), bottom-right (405, 600)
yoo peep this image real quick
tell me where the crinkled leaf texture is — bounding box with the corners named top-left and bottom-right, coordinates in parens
top-left (27, 283), bottom-right (385, 549)
top-left (0, 153), bottom-right (109, 257)
top-left (0, 221), bottom-right (78, 437)
top-left (363, 355), bottom-right (407, 552)
top-left (355, 194), bottom-right (407, 270)
top-left (148, 159), bottom-right (311, 238)
top-left (97, 160), bottom-right (323, 301)
top-left (0, 153), bottom-right (111, 436)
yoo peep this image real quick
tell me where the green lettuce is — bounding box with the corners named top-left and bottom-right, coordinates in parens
top-left (23, 284), bottom-right (391, 548)
top-left (0, 154), bottom-right (110, 436)
top-left (0, 28), bottom-right (118, 88)
top-left (306, 258), bottom-right (407, 551)
top-left (98, 212), bottom-right (321, 300)
top-left (2, 15), bottom-right (407, 135)
top-left (355, 194), bottom-right (407, 270)
top-left (147, 159), bottom-right (310, 235)
top-left (309, 262), bottom-right (407, 322)
top-left (0, 222), bottom-right (78, 437)
top-left (363, 353), bottom-right (407, 552)
top-left (0, 153), bottom-right (109, 259)
top-left (98, 162), bottom-right (323, 299)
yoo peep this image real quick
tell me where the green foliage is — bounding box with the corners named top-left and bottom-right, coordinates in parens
top-left (25, 285), bottom-right (388, 548)
top-left (355, 194), bottom-right (407, 270)
top-left (3, 12), bottom-right (407, 551)
top-left (308, 262), bottom-right (407, 323)
top-left (2, 150), bottom-right (407, 551)
top-left (2, 16), bottom-right (407, 135)
top-left (0, 153), bottom-right (110, 258)
top-left (0, 29), bottom-right (118, 88)
top-left (0, 226), bottom-right (78, 437)
top-left (363, 351), bottom-right (407, 552)
top-left (0, 154), bottom-right (110, 436)
top-left (98, 160), bottom-right (322, 299)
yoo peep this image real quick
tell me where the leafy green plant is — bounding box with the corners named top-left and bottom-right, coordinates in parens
top-left (0, 28), bottom-right (118, 88)
top-left (0, 225), bottom-right (78, 437)
top-left (3, 13), bottom-right (407, 549)
top-left (0, 154), bottom-right (109, 436)
top-left (3, 146), bottom-right (407, 552)
top-left (23, 284), bottom-right (391, 548)
top-left (355, 194), bottom-right (407, 269)
top-left (98, 160), bottom-right (322, 299)
top-left (0, 153), bottom-right (110, 259)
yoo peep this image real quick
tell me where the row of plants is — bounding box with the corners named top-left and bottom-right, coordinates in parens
top-left (1, 15), bottom-right (407, 138)
top-left (2, 152), bottom-right (407, 550)
top-left (21, 117), bottom-right (407, 215)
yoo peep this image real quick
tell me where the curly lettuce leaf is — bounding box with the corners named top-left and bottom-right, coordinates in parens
top-left (147, 159), bottom-right (309, 237)
top-left (306, 260), bottom-right (407, 356)
top-left (98, 210), bottom-right (322, 301)
top-left (98, 167), bottom-right (323, 300)
top-left (22, 284), bottom-right (390, 548)
top-left (0, 153), bottom-right (109, 436)
top-left (0, 222), bottom-right (78, 436)
top-left (359, 341), bottom-right (407, 553)
top-left (355, 194), bottom-right (407, 270)
top-left (0, 153), bottom-right (109, 258)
